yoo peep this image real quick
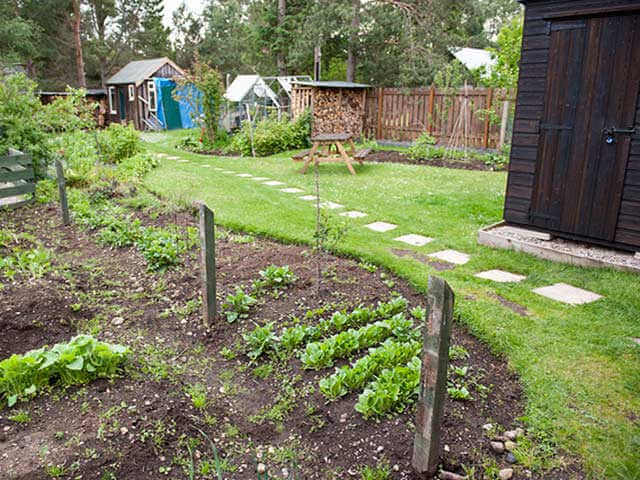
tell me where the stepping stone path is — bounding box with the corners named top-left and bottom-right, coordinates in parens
top-left (280, 188), bottom-right (304, 193)
top-left (263, 181), bottom-right (285, 186)
top-left (178, 160), bottom-right (189, 163)
top-left (213, 167), bottom-right (224, 171)
top-left (299, 195), bottom-right (318, 201)
top-left (250, 177), bottom-right (270, 181)
top-left (475, 270), bottom-right (526, 283)
top-left (167, 156), bottom-right (181, 160)
top-left (365, 222), bottom-right (398, 233)
top-left (236, 173), bottom-right (253, 177)
top-left (340, 211), bottom-right (368, 218)
top-left (633, 338), bottom-right (640, 346)
top-left (222, 170), bottom-right (235, 174)
top-left (320, 201), bottom-right (343, 209)
top-left (201, 165), bottom-right (210, 168)
top-left (394, 234), bottom-right (433, 247)
top-left (428, 249), bottom-right (470, 265)
top-left (532, 283), bottom-right (602, 305)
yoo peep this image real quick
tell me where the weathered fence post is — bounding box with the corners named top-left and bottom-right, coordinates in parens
top-left (412, 275), bottom-right (455, 475)
top-left (499, 100), bottom-right (510, 149)
top-left (483, 88), bottom-right (494, 149)
top-left (55, 159), bottom-right (70, 225)
top-left (197, 201), bottom-right (216, 327)
top-left (376, 87), bottom-right (384, 139)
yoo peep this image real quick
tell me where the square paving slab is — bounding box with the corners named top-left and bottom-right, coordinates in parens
top-left (167, 156), bottom-right (181, 160)
top-left (222, 170), bottom-right (235, 174)
top-left (340, 211), bottom-right (368, 218)
top-left (280, 188), bottom-right (304, 193)
top-left (299, 195), bottom-right (318, 201)
top-left (178, 160), bottom-right (189, 163)
top-left (320, 201), bottom-right (344, 209)
top-left (475, 269), bottom-right (526, 283)
top-left (236, 173), bottom-right (253, 177)
top-left (250, 177), bottom-right (269, 181)
top-left (428, 249), bottom-right (470, 265)
top-left (365, 222), bottom-right (398, 233)
top-left (394, 234), bottom-right (433, 247)
top-left (263, 181), bottom-right (285, 186)
top-left (532, 283), bottom-right (602, 305)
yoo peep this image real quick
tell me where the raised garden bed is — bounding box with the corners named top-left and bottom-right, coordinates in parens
top-left (0, 196), bottom-right (582, 479)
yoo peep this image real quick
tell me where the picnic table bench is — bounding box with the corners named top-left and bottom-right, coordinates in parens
top-left (292, 133), bottom-right (367, 175)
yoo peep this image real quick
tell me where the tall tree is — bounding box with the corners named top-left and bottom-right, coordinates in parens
top-left (70, 0), bottom-right (86, 87)
top-left (172, 2), bottom-right (203, 70)
top-left (346, 0), bottom-right (360, 82)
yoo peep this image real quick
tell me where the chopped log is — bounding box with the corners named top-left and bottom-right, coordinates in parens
top-left (354, 148), bottom-right (372, 159)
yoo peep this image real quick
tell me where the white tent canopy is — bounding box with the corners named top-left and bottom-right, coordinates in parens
top-left (451, 47), bottom-right (496, 74)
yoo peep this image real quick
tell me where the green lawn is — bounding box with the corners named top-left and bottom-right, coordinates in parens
top-left (144, 129), bottom-right (639, 479)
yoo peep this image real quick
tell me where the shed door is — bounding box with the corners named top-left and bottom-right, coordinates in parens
top-left (531, 14), bottom-right (640, 241)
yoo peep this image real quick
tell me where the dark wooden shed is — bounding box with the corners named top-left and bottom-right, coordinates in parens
top-left (504, 0), bottom-right (640, 252)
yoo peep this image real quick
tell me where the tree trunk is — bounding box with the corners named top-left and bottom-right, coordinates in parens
top-left (71, 0), bottom-right (86, 88)
top-left (277, 0), bottom-right (287, 76)
top-left (346, 0), bottom-right (360, 82)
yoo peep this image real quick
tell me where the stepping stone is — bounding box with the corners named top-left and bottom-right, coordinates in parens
top-left (201, 165), bottom-right (210, 168)
top-left (236, 173), bottom-right (253, 177)
top-left (299, 195), bottom-right (318, 201)
top-left (532, 283), bottom-right (602, 305)
top-left (475, 270), bottom-right (526, 283)
top-left (250, 177), bottom-right (270, 181)
top-left (365, 222), bottom-right (397, 233)
top-left (178, 159), bottom-right (189, 163)
top-left (394, 234), bottom-right (433, 247)
top-left (280, 188), bottom-right (304, 193)
top-left (167, 156), bottom-right (181, 160)
top-left (340, 211), bottom-right (368, 218)
top-left (428, 249), bottom-right (470, 265)
top-left (213, 167), bottom-right (224, 171)
top-left (320, 201), bottom-right (344, 209)
top-left (632, 338), bottom-right (640, 346)
top-left (222, 170), bottom-right (235, 174)
top-left (263, 180), bottom-right (285, 186)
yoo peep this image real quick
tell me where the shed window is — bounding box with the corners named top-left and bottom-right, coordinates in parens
top-left (128, 85), bottom-right (135, 101)
top-left (108, 86), bottom-right (117, 114)
top-left (148, 81), bottom-right (157, 112)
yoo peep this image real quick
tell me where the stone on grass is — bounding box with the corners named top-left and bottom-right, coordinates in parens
top-left (394, 234), bottom-right (433, 247)
top-left (236, 173), bottom-right (253, 177)
top-left (475, 270), bottom-right (526, 283)
top-left (250, 177), bottom-right (270, 181)
top-left (504, 441), bottom-right (516, 451)
top-left (532, 282), bottom-right (602, 305)
top-left (178, 159), bottom-right (189, 163)
top-left (280, 188), bottom-right (304, 193)
top-left (504, 430), bottom-right (518, 441)
top-left (498, 468), bottom-right (513, 480)
top-left (365, 222), bottom-right (397, 233)
top-left (439, 471), bottom-right (466, 480)
top-left (320, 201), bottom-right (344, 209)
top-left (340, 211), bottom-right (367, 218)
top-left (222, 170), bottom-right (235, 174)
top-left (201, 165), bottom-right (210, 168)
top-left (428, 249), bottom-right (470, 265)
top-left (167, 156), bottom-right (181, 160)
top-left (112, 316), bottom-right (124, 326)
top-left (263, 180), bottom-right (285, 186)
top-left (299, 195), bottom-right (318, 201)
top-left (633, 338), bottom-right (640, 346)
top-left (505, 452), bottom-right (517, 464)
top-left (490, 441), bottom-right (504, 454)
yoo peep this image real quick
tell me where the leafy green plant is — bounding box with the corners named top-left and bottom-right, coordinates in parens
top-left (98, 123), bottom-right (142, 164)
top-left (243, 323), bottom-right (278, 361)
top-left (222, 287), bottom-right (257, 323)
top-left (136, 227), bottom-right (186, 271)
top-left (185, 383), bottom-right (208, 409)
top-left (0, 247), bottom-right (52, 280)
top-left (97, 217), bottom-right (143, 248)
top-left (254, 265), bottom-right (297, 292)
top-left (0, 335), bottom-right (129, 407)
top-left (355, 356), bottom-right (421, 418)
top-left (8, 409), bottom-right (31, 423)
top-left (360, 460), bottom-right (391, 480)
top-left (449, 344), bottom-right (470, 360)
top-left (447, 385), bottom-right (473, 400)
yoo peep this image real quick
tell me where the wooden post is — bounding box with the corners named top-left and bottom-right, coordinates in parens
top-left (483, 88), bottom-right (494, 149)
top-left (197, 202), bottom-right (216, 327)
top-left (499, 100), bottom-right (510, 149)
top-left (376, 87), bottom-right (384, 140)
top-left (55, 159), bottom-right (70, 226)
top-left (412, 276), bottom-right (454, 475)
top-left (427, 86), bottom-right (435, 135)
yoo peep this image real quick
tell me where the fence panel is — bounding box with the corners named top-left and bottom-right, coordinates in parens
top-left (0, 150), bottom-right (35, 208)
top-left (293, 86), bottom-right (516, 149)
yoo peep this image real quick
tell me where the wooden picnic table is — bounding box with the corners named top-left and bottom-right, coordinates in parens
top-left (293, 133), bottom-right (365, 175)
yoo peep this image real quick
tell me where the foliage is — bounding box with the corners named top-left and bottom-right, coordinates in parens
top-left (487, 15), bottom-right (524, 89)
top-left (354, 356), bottom-right (421, 418)
top-left (98, 123), bottom-right (142, 164)
top-left (116, 153), bottom-right (160, 181)
top-left (40, 87), bottom-right (97, 133)
top-left (0, 335), bottom-right (129, 407)
top-left (175, 128), bottom-right (232, 154)
top-left (136, 227), bottom-right (187, 271)
top-left (174, 61), bottom-right (224, 143)
top-left (319, 338), bottom-right (421, 399)
top-left (0, 238), bottom-right (52, 281)
top-left (35, 179), bottom-right (58, 204)
top-left (300, 314), bottom-right (414, 370)
top-left (229, 111), bottom-right (311, 157)
top-left (50, 130), bottom-right (99, 186)
top-left (243, 323), bottom-right (278, 361)
top-left (254, 265), bottom-right (297, 293)
top-left (222, 287), bottom-right (257, 323)
top-left (0, 74), bottom-right (50, 177)
top-left (360, 461), bottom-right (391, 480)
top-left (185, 383), bottom-right (208, 409)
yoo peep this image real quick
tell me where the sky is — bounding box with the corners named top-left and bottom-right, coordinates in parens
top-left (163, 0), bottom-right (206, 27)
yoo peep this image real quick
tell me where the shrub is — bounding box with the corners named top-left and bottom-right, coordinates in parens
top-left (98, 123), bottom-right (142, 164)
top-left (136, 227), bottom-right (186, 271)
top-left (116, 153), bottom-right (159, 181)
top-left (228, 111), bottom-right (311, 157)
top-left (50, 130), bottom-right (99, 186)
top-left (40, 87), bottom-right (97, 133)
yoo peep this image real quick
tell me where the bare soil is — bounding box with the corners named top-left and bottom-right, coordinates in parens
top-left (365, 150), bottom-right (504, 171)
top-left (0, 199), bottom-right (582, 479)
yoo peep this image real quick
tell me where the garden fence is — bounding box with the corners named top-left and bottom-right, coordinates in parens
top-left (292, 86), bottom-right (516, 150)
top-left (0, 149), bottom-right (35, 208)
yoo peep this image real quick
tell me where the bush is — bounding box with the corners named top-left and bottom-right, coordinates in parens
top-left (98, 123), bottom-right (142, 164)
top-left (50, 130), bottom-right (99, 186)
top-left (228, 111), bottom-right (311, 157)
top-left (40, 87), bottom-right (97, 133)
top-left (116, 153), bottom-right (159, 181)
top-left (176, 128), bottom-right (232, 153)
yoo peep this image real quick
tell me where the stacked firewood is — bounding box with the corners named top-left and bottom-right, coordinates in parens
top-left (312, 88), bottom-right (365, 137)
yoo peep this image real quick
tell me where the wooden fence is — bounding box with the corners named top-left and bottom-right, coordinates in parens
top-left (0, 149), bottom-right (35, 208)
top-left (292, 86), bottom-right (515, 149)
